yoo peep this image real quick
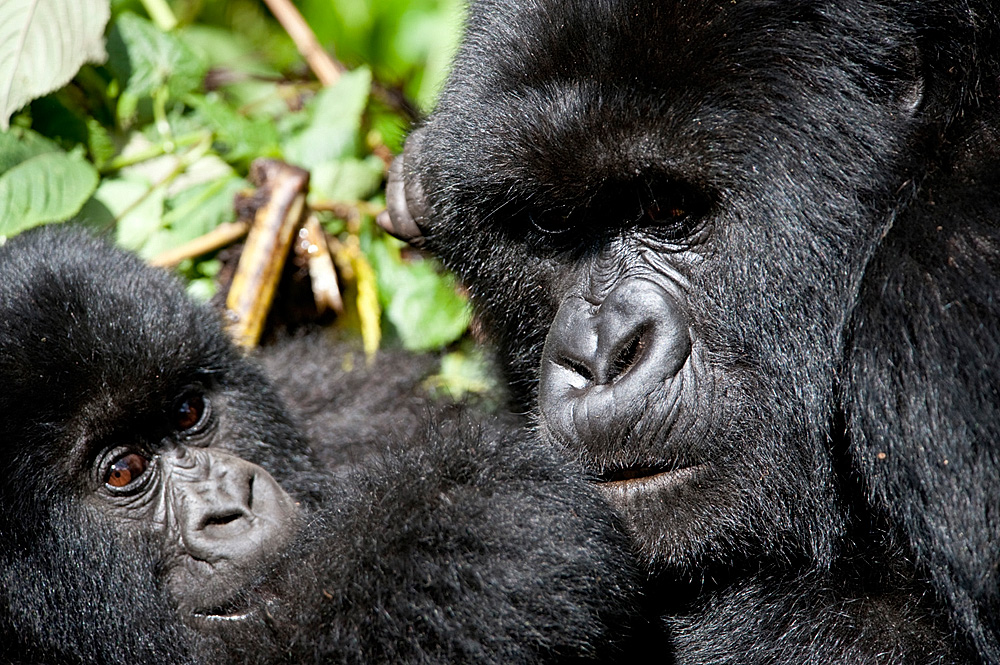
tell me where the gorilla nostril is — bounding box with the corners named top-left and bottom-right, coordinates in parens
top-left (604, 326), bottom-right (647, 385)
top-left (202, 511), bottom-right (244, 529)
top-left (559, 356), bottom-right (595, 384)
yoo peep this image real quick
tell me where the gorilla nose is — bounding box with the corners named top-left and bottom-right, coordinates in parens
top-left (377, 128), bottom-right (430, 244)
top-left (539, 279), bottom-right (691, 441)
top-left (174, 453), bottom-right (297, 562)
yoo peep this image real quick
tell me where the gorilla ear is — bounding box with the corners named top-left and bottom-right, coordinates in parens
top-left (377, 128), bottom-right (431, 245)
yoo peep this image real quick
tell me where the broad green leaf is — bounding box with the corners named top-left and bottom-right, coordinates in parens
top-left (310, 156), bottom-right (385, 202)
top-left (369, 235), bottom-right (471, 351)
top-left (0, 0), bottom-right (110, 130)
top-left (0, 148), bottom-right (99, 235)
top-left (92, 176), bottom-right (166, 251)
top-left (0, 128), bottom-right (62, 174)
top-left (106, 13), bottom-right (206, 101)
top-left (282, 67), bottom-right (373, 170)
top-left (386, 265), bottom-right (471, 350)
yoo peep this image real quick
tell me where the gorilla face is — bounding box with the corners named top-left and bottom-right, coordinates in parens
top-left (0, 229), bottom-right (313, 627)
top-left (87, 395), bottom-right (299, 620)
top-left (381, 0), bottom-right (949, 571)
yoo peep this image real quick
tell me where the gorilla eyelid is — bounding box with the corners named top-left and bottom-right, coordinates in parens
top-left (634, 180), bottom-right (712, 238)
top-left (528, 209), bottom-right (575, 236)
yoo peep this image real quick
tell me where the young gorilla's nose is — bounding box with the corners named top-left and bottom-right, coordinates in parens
top-left (539, 279), bottom-right (691, 442)
top-left (170, 450), bottom-right (297, 563)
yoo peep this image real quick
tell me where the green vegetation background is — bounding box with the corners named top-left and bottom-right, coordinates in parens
top-left (0, 0), bottom-right (494, 394)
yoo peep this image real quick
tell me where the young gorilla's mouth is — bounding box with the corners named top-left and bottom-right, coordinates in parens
top-left (191, 597), bottom-right (259, 623)
top-left (193, 607), bottom-right (257, 622)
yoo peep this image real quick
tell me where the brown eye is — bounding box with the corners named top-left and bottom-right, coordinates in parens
top-left (645, 203), bottom-right (686, 221)
top-left (105, 453), bottom-right (148, 488)
top-left (175, 394), bottom-right (206, 432)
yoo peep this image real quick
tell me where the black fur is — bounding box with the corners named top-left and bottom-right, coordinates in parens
top-left (386, 0), bottom-right (1000, 661)
top-left (0, 226), bottom-right (643, 664)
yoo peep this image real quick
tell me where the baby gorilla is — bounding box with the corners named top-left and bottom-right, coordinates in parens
top-left (0, 226), bottom-right (641, 665)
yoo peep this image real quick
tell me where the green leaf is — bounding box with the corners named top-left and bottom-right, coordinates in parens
top-left (86, 118), bottom-right (115, 168)
top-left (106, 13), bottom-right (206, 102)
top-left (282, 67), bottom-right (373, 170)
top-left (189, 95), bottom-right (281, 166)
top-left (0, 128), bottom-right (62, 174)
top-left (386, 265), bottom-right (471, 350)
top-left (91, 176), bottom-right (166, 251)
top-left (0, 0), bottom-right (110, 130)
top-left (0, 147), bottom-right (99, 236)
top-left (310, 156), bottom-right (385, 202)
top-left (148, 174), bottom-right (246, 257)
top-left (369, 235), bottom-right (471, 351)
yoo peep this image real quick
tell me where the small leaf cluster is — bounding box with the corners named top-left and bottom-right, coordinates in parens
top-left (0, 0), bottom-right (474, 361)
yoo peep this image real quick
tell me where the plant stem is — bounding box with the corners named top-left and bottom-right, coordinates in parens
top-left (140, 0), bottom-right (178, 31)
top-left (101, 131), bottom-right (210, 173)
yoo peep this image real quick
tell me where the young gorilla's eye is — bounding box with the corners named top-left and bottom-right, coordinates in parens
top-left (105, 453), bottom-right (148, 489)
top-left (174, 393), bottom-right (208, 433)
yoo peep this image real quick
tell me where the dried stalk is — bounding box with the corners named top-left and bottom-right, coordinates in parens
top-left (262, 0), bottom-right (343, 86)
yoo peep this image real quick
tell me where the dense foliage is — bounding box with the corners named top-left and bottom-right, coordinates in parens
top-left (0, 0), bottom-right (482, 383)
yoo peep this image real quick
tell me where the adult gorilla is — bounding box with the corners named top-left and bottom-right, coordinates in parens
top-left (380, 0), bottom-right (1000, 661)
top-left (0, 226), bottom-right (642, 664)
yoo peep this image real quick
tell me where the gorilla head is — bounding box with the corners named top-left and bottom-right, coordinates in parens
top-left (0, 228), bottom-right (313, 623)
top-left (382, 0), bottom-right (1000, 657)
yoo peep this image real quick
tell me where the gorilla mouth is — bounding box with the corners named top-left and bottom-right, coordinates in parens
top-left (594, 463), bottom-right (704, 492)
top-left (192, 600), bottom-right (258, 622)
top-left (596, 466), bottom-right (669, 482)
top-left (194, 607), bottom-right (256, 622)
top-left (190, 590), bottom-right (275, 624)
